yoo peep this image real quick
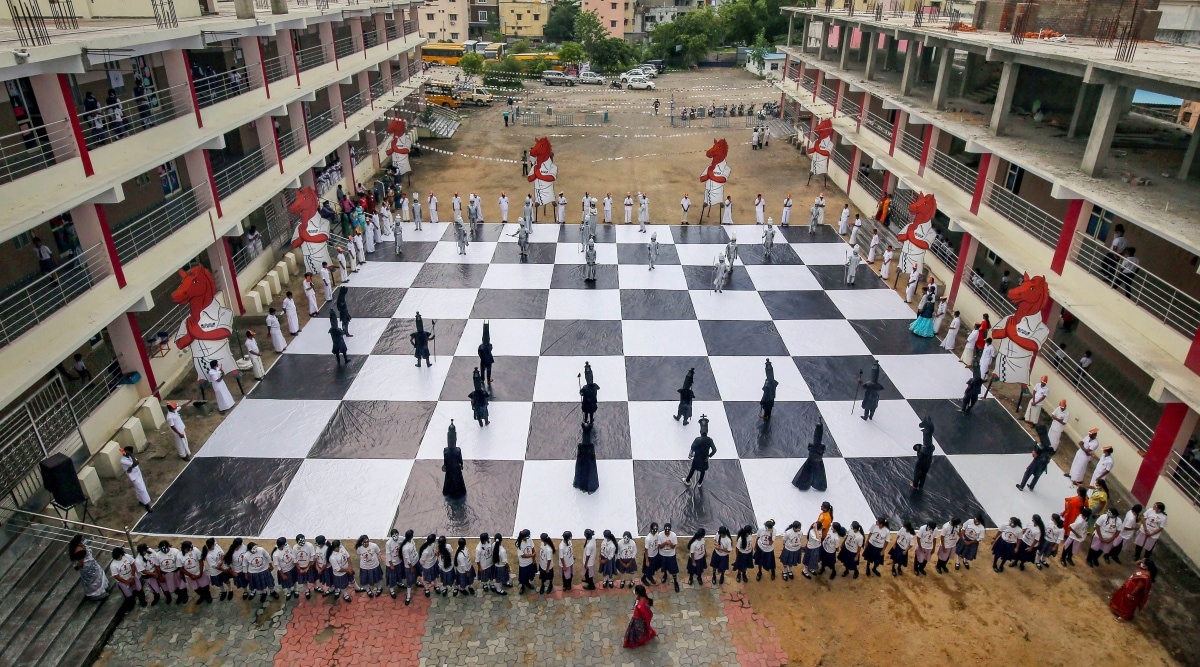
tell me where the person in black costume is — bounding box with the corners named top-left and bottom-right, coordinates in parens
top-left (328, 310), bottom-right (349, 364)
top-left (860, 362), bottom-right (884, 421)
top-left (791, 419), bottom-right (827, 491)
top-left (960, 376), bottom-right (984, 415)
top-left (911, 416), bottom-right (935, 490)
top-left (442, 420), bottom-right (466, 498)
top-left (579, 362), bottom-right (599, 426)
top-left (335, 285), bottom-right (353, 337)
top-left (683, 415), bottom-right (717, 487)
top-left (573, 422), bottom-right (599, 494)
top-left (760, 359), bottom-right (779, 421)
top-left (409, 312), bottom-right (435, 368)
top-left (469, 368), bottom-right (490, 426)
top-left (673, 368), bottom-right (695, 425)
top-left (1016, 424), bottom-right (1055, 491)
top-left (478, 322), bottom-right (494, 384)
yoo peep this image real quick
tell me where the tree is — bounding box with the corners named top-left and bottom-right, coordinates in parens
top-left (510, 39), bottom-right (533, 54)
top-left (460, 52), bottom-right (485, 76)
top-left (573, 9), bottom-right (608, 52)
top-left (748, 30), bottom-right (771, 75)
top-left (543, 0), bottom-right (580, 42)
top-left (486, 14), bottom-right (503, 43)
top-left (589, 37), bottom-right (636, 73)
top-left (558, 41), bottom-right (586, 65)
top-left (648, 7), bottom-right (723, 66)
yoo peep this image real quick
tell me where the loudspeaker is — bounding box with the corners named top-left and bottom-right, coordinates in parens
top-left (40, 453), bottom-right (86, 508)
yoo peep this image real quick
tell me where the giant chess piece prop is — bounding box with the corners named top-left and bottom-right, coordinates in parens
top-left (409, 312), bottom-right (434, 367)
top-left (478, 322), bottom-right (495, 385)
top-left (911, 416), bottom-right (936, 491)
top-left (860, 361), bottom-right (884, 421)
top-left (442, 420), bottom-right (466, 498)
top-left (573, 421), bottom-right (600, 494)
top-left (469, 368), bottom-right (490, 426)
top-left (673, 367), bottom-right (696, 425)
top-left (792, 419), bottom-right (827, 491)
top-left (580, 361), bottom-right (599, 426)
top-left (760, 359), bottom-right (779, 421)
top-left (683, 415), bottom-right (717, 487)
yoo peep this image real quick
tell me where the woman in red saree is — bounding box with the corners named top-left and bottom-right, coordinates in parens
top-left (1110, 559), bottom-right (1156, 621)
top-left (623, 585), bottom-right (657, 648)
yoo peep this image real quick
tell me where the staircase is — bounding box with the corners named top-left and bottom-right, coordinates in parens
top-left (963, 81), bottom-right (999, 105)
top-left (415, 105), bottom-right (462, 139)
top-left (0, 528), bottom-right (124, 667)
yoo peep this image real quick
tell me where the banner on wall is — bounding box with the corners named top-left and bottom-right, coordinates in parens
top-left (172, 266), bottom-right (236, 381)
top-left (993, 274), bottom-right (1052, 386)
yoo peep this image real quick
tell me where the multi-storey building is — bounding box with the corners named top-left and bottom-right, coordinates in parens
top-left (422, 0), bottom-right (469, 42)
top-left (776, 6), bottom-right (1200, 564)
top-left (636, 0), bottom-right (697, 34)
top-left (500, 0), bottom-right (552, 41)
top-left (470, 0), bottom-right (502, 40)
top-left (0, 0), bottom-right (424, 513)
top-left (582, 0), bottom-right (634, 38)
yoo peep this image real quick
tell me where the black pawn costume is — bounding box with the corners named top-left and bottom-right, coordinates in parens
top-left (684, 415), bottom-right (717, 486)
top-left (860, 362), bottom-right (885, 420)
top-left (336, 285), bottom-right (352, 336)
top-left (328, 310), bottom-right (349, 364)
top-left (791, 419), bottom-right (828, 491)
top-left (912, 417), bottom-right (936, 490)
top-left (478, 322), bottom-right (495, 384)
top-left (1017, 424), bottom-right (1055, 491)
top-left (409, 312), bottom-right (434, 367)
top-left (580, 362), bottom-right (599, 426)
top-left (760, 359), bottom-right (779, 421)
top-left (961, 376), bottom-right (984, 414)
top-left (442, 421), bottom-right (466, 498)
top-left (573, 422), bottom-right (600, 494)
top-left (673, 368), bottom-right (695, 424)
top-left (469, 368), bottom-right (490, 426)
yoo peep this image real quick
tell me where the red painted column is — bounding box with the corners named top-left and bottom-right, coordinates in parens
top-left (947, 233), bottom-right (974, 307)
top-left (124, 312), bottom-right (160, 398)
top-left (94, 204), bottom-right (126, 288)
top-left (969, 152), bottom-right (992, 214)
top-left (202, 150), bottom-right (223, 218)
top-left (888, 112), bottom-right (901, 156)
top-left (1050, 199), bottom-right (1083, 275)
top-left (258, 39), bottom-right (271, 99)
top-left (182, 51), bottom-right (203, 128)
top-left (57, 74), bottom-right (94, 176)
top-left (917, 124), bottom-right (933, 176)
top-left (847, 146), bottom-right (859, 194)
top-left (222, 238), bottom-right (246, 313)
top-left (1132, 402), bottom-right (1191, 503)
top-left (1184, 328), bottom-right (1200, 374)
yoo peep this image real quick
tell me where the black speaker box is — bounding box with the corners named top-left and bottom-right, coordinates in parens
top-left (40, 453), bottom-right (87, 508)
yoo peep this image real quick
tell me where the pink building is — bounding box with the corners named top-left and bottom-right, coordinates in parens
top-left (582, 0), bottom-right (626, 39)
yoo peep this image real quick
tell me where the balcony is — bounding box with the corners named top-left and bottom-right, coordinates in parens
top-left (898, 132), bottom-right (922, 162)
top-left (343, 90), bottom-right (366, 117)
top-left (929, 149), bottom-right (977, 194)
top-left (295, 43), bottom-right (328, 73)
top-left (0, 120), bottom-right (75, 186)
top-left (800, 75), bottom-right (815, 93)
top-left (862, 110), bottom-right (893, 143)
top-left (110, 185), bottom-right (206, 265)
top-left (837, 94), bottom-right (860, 118)
top-left (279, 127), bottom-right (304, 158)
top-left (0, 243), bottom-right (106, 348)
top-left (371, 78), bottom-right (386, 100)
top-left (263, 53), bottom-right (293, 84)
top-left (831, 148), bottom-right (850, 173)
top-left (232, 203), bottom-right (293, 273)
top-left (78, 81), bottom-right (192, 151)
top-left (334, 35), bottom-right (360, 60)
top-left (214, 148), bottom-right (269, 200)
top-left (818, 85), bottom-right (837, 106)
top-left (194, 65), bottom-right (254, 109)
top-left (307, 108), bottom-right (338, 139)
top-left (1165, 450), bottom-right (1200, 510)
top-left (387, 24), bottom-right (398, 41)
top-left (364, 30), bottom-right (379, 50)
top-left (855, 171), bottom-right (883, 201)
top-left (982, 182), bottom-right (1062, 249)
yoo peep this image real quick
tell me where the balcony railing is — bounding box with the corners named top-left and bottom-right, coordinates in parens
top-left (0, 243), bottom-right (106, 348)
top-left (855, 172), bottom-right (883, 201)
top-left (964, 268), bottom-right (1016, 319)
top-left (78, 81), bottom-right (190, 150)
top-left (263, 54), bottom-right (292, 84)
top-left (307, 108), bottom-right (337, 139)
top-left (371, 78), bottom-right (386, 100)
top-left (279, 127), bottom-right (303, 158)
top-left (364, 30), bottom-right (379, 50)
top-left (982, 182), bottom-right (1062, 249)
top-left (110, 185), bottom-right (206, 264)
top-left (386, 24), bottom-right (398, 40)
top-left (194, 65), bottom-right (253, 109)
top-left (1071, 234), bottom-right (1200, 338)
top-left (831, 149), bottom-right (851, 173)
top-left (929, 150), bottom-right (977, 193)
top-left (1165, 449), bottom-right (1200, 510)
top-left (392, 68), bottom-right (405, 88)
top-left (1040, 338), bottom-right (1154, 452)
top-left (838, 95), bottom-right (860, 118)
top-left (403, 21), bottom-right (414, 36)
top-left (801, 76), bottom-right (816, 92)
top-left (343, 91), bottom-right (365, 117)
top-left (214, 148), bottom-right (269, 200)
top-left (898, 132), bottom-right (923, 161)
top-left (232, 208), bottom-right (292, 273)
top-left (70, 359), bottom-right (125, 426)
top-left (0, 119), bottom-right (75, 186)
top-left (818, 85), bottom-right (837, 106)
top-left (334, 35), bottom-right (359, 60)
top-left (295, 43), bottom-right (328, 73)
top-left (351, 144), bottom-right (370, 166)
top-left (863, 110), bottom-right (893, 142)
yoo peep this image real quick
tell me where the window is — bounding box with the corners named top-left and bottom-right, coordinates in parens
top-left (624, 18), bottom-right (628, 24)
top-left (451, 32), bottom-right (459, 39)
top-left (770, 63), bottom-right (779, 70)
top-left (426, 13), bottom-right (434, 20)
top-left (158, 161), bottom-right (181, 197)
top-left (610, 19), bottom-right (616, 27)
top-left (478, 10), bottom-right (488, 20)
top-left (1184, 112), bottom-right (1193, 124)
top-left (428, 32), bottom-right (437, 39)
top-left (1003, 164), bottom-right (1024, 193)
top-left (449, 13), bottom-right (457, 20)
top-left (533, 13), bottom-right (539, 20)
top-left (1085, 206), bottom-right (1115, 241)
top-left (611, 2), bottom-right (616, 7)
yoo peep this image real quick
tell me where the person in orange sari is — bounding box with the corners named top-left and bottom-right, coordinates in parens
top-left (1110, 559), bottom-right (1156, 621)
top-left (623, 585), bottom-right (657, 648)
top-left (874, 194), bottom-right (892, 227)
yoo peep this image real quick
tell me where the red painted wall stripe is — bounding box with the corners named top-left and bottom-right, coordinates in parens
top-left (58, 74), bottom-right (94, 176)
top-left (1131, 402), bottom-right (1189, 503)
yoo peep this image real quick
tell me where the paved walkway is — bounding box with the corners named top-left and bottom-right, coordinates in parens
top-left (94, 584), bottom-right (786, 666)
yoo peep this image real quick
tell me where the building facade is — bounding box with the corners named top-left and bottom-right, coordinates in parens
top-left (422, 0), bottom-right (469, 42)
top-left (777, 7), bottom-right (1200, 565)
top-left (500, 0), bottom-right (552, 41)
top-left (582, 0), bottom-right (631, 38)
top-left (470, 0), bottom-right (502, 40)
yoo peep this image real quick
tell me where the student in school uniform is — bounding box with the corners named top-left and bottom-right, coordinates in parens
top-left (913, 521), bottom-right (937, 576)
top-left (1038, 515), bottom-right (1065, 570)
top-left (243, 542), bottom-right (275, 603)
top-left (400, 531), bottom-right (421, 604)
top-left (558, 532), bottom-right (575, 592)
top-left (272, 537), bottom-right (297, 599)
top-left (180, 540), bottom-right (213, 604)
top-left (779, 521), bottom-right (804, 581)
top-left (657, 523), bottom-right (681, 592)
top-left (327, 540), bottom-right (354, 601)
top-left (991, 518), bottom-right (1021, 573)
top-left (384, 529), bottom-right (404, 600)
top-left (800, 521), bottom-right (822, 580)
top-left (686, 530), bottom-right (707, 587)
top-left (313, 535), bottom-right (331, 596)
top-left (889, 522), bottom-right (915, 576)
top-left (753, 519), bottom-right (776, 582)
top-left (617, 532), bottom-right (637, 589)
top-left (818, 524), bottom-right (843, 580)
top-left (516, 529), bottom-right (537, 595)
top-left (225, 538), bottom-right (247, 599)
top-left (839, 522), bottom-right (865, 578)
top-left (537, 534), bottom-right (557, 595)
top-left (134, 544), bottom-right (164, 606)
top-left (356, 535), bottom-right (384, 598)
top-left (292, 534), bottom-right (315, 600)
top-left (474, 533), bottom-right (495, 596)
top-left (199, 539), bottom-right (225, 604)
top-left (934, 518), bottom-right (961, 574)
top-left (455, 538), bottom-right (476, 597)
top-left (1134, 502), bottom-right (1168, 559)
top-left (710, 526), bottom-right (732, 586)
top-left (640, 523), bottom-right (660, 587)
top-left (1087, 509), bottom-right (1121, 567)
top-left (436, 537), bottom-right (455, 597)
top-left (110, 547), bottom-right (145, 609)
top-left (955, 516), bottom-right (985, 570)
top-left (155, 540), bottom-right (187, 604)
top-left (1108, 504), bottom-right (1142, 564)
top-left (1015, 515), bottom-right (1045, 571)
top-left (734, 526), bottom-right (755, 583)
top-left (599, 530), bottom-right (619, 589)
top-left (581, 529), bottom-right (597, 591)
top-left (863, 518), bottom-right (889, 578)
top-left (418, 534), bottom-right (440, 597)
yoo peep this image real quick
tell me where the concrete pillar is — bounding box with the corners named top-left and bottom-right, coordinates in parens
top-left (234, 0), bottom-right (254, 19)
top-left (160, 48), bottom-right (200, 126)
top-left (818, 22), bottom-right (829, 61)
top-left (27, 73), bottom-right (80, 164)
top-left (1081, 83), bottom-right (1131, 177)
top-left (181, 148), bottom-right (218, 213)
top-left (989, 61), bottom-right (1019, 136)
top-left (838, 27), bottom-right (852, 70)
top-left (380, 59), bottom-right (394, 93)
top-left (255, 116), bottom-right (280, 171)
top-left (958, 52), bottom-right (981, 97)
top-left (787, 14), bottom-right (795, 47)
top-left (931, 46), bottom-right (953, 110)
top-left (1067, 84), bottom-right (1090, 138)
top-left (366, 125), bottom-right (380, 171)
top-left (885, 35), bottom-right (898, 71)
top-left (319, 22), bottom-right (336, 67)
top-left (328, 83), bottom-right (345, 124)
top-left (338, 142), bottom-right (355, 192)
top-left (864, 32), bottom-right (879, 81)
top-left (900, 40), bottom-right (919, 95)
top-left (947, 232), bottom-right (977, 309)
top-left (270, 0), bottom-right (288, 14)
top-left (350, 17), bottom-right (365, 56)
top-left (1132, 404), bottom-right (1198, 503)
top-left (857, 32), bottom-right (870, 62)
top-left (277, 29), bottom-right (299, 86)
top-left (107, 313), bottom-right (155, 397)
top-left (356, 70), bottom-right (371, 108)
top-left (288, 100), bottom-right (308, 153)
top-left (239, 36), bottom-right (266, 92)
top-left (1177, 120), bottom-right (1199, 180)
top-left (917, 43), bottom-right (934, 83)
top-left (300, 168), bottom-right (315, 190)
top-left (208, 238), bottom-right (245, 316)
top-left (69, 202), bottom-right (118, 284)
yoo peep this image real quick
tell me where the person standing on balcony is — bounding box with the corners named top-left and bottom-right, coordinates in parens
top-left (83, 92), bottom-right (105, 144)
top-left (1118, 248), bottom-right (1139, 299)
top-left (32, 236), bottom-right (55, 275)
top-left (105, 89), bottom-right (128, 139)
top-left (1102, 224), bottom-right (1126, 285)
top-left (165, 401), bottom-right (190, 460)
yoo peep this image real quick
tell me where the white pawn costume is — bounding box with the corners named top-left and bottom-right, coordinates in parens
top-left (838, 206), bottom-right (850, 235)
top-left (499, 194), bottom-right (510, 223)
top-left (849, 216), bottom-right (862, 246)
top-left (121, 450), bottom-right (152, 510)
top-left (726, 235), bottom-right (739, 266)
top-left (265, 310), bottom-right (287, 352)
top-left (455, 218), bottom-right (469, 255)
top-left (845, 245), bottom-right (861, 285)
top-left (1048, 403), bottom-right (1070, 450)
top-left (1070, 432), bottom-right (1100, 484)
top-left (513, 222), bottom-right (531, 259)
top-left (399, 194), bottom-right (411, 222)
top-left (556, 193), bottom-right (568, 224)
top-left (713, 254), bottom-right (730, 292)
top-left (754, 196), bottom-right (765, 225)
top-left (881, 247), bottom-right (894, 280)
top-left (810, 195), bottom-right (825, 233)
top-left (624, 194), bottom-right (634, 224)
top-left (523, 195), bottom-right (534, 225)
top-left (721, 198), bottom-right (734, 225)
top-left (603, 194), bottom-right (613, 223)
top-left (282, 294), bottom-right (299, 335)
top-left (1025, 378), bottom-right (1050, 423)
top-left (681, 195), bottom-right (691, 224)
top-left (941, 314), bottom-right (960, 351)
top-left (638, 194), bottom-right (650, 232)
top-left (411, 193), bottom-right (423, 229)
top-left (648, 233), bottom-right (660, 270)
top-left (867, 232), bottom-right (880, 263)
top-left (762, 220), bottom-right (776, 259)
top-left (782, 196), bottom-right (793, 227)
top-left (244, 332), bottom-right (266, 380)
top-left (394, 215), bottom-right (404, 255)
top-left (584, 238), bottom-right (598, 281)
top-left (165, 403), bottom-right (190, 458)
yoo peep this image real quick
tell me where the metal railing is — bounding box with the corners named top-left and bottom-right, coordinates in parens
top-left (818, 85), bottom-right (837, 106)
top-left (964, 268), bottom-right (1015, 319)
top-left (1165, 449), bottom-right (1200, 509)
top-left (898, 131), bottom-right (923, 161)
top-left (142, 300), bottom-right (188, 345)
top-left (392, 68), bottom-right (405, 88)
top-left (351, 144), bottom-right (370, 166)
top-left (307, 108), bottom-right (337, 139)
top-left (1071, 234), bottom-right (1200, 338)
top-left (929, 237), bottom-right (959, 269)
top-left (111, 185), bottom-right (206, 264)
top-left (0, 371), bottom-right (86, 501)
top-left (371, 78), bottom-right (386, 100)
top-left (838, 95), bottom-right (860, 118)
top-left (801, 76), bottom-right (816, 92)
top-left (983, 182), bottom-right (1062, 249)
top-left (78, 81), bottom-right (190, 150)
top-left (403, 20), bottom-right (414, 36)
top-left (263, 53), bottom-right (292, 84)
top-left (364, 30), bottom-right (379, 50)
top-left (831, 149), bottom-right (851, 173)
top-left (386, 23), bottom-right (398, 41)
top-left (929, 150), bottom-right (977, 193)
top-left (334, 35), bottom-right (359, 59)
top-left (295, 43), bottom-right (328, 73)
top-left (193, 65), bottom-right (253, 109)
top-left (0, 507), bottom-right (133, 558)
top-left (855, 172), bottom-right (883, 201)
top-left (863, 110), bottom-right (893, 142)
top-left (343, 90), bottom-right (365, 117)
top-left (0, 243), bottom-right (106, 348)
top-left (279, 127), bottom-right (303, 158)
top-left (1040, 338), bottom-right (1154, 451)
top-left (69, 359), bottom-right (125, 424)
top-left (214, 148), bottom-right (268, 200)
top-left (0, 119), bottom-right (75, 185)
top-left (232, 215), bottom-right (290, 273)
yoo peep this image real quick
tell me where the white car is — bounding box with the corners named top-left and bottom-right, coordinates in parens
top-left (619, 69), bottom-right (649, 83)
top-left (625, 75), bottom-right (655, 91)
top-left (578, 71), bottom-right (607, 85)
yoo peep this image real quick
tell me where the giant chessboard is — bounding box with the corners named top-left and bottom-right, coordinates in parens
top-left (136, 222), bottom-right (1074, 539)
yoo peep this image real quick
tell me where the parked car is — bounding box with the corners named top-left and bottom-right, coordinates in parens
top-left (619, 69), bottom-right (651, 83)
top-left (578, 71), bottom-right (607, 85)
top-left (541, 70), bottom-right (577, 87)
top-left (460, 86), bottom-right (494, 106)
top-left (625, 75), bottom-right (655, 91)
top-left (637, 65), bottom-right (659, 78)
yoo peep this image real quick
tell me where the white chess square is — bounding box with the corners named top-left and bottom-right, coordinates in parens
top-left (416, 401), bottom-right (533, 460)
top-left (708, 356), bottom-right (813, 401)
top-left (743, 265), bottom-right (821, 291)
top-left (544, 289), bottom-right (624, 320)
top-left (826, 290), bottom-right (916, 320)
top-left (260, 458), bottom-right (413, 538)
top-left (345, 354), bottom-right (453, 401)
top-left (497, 222), bottom-right (559, 243)
top-left (627, 401), bottom-right (737, 460)
top-left (456, 319), bottom-right (546, 357)
top-left (399, 221), bottom-right (449, 242)
top-left (481, 263), bottom-right (555, 290)
top-left (533, 356), bottom-right (627, 402)
top-left (740, 458), bottom-right (876, 528)
top-left (425, 241), bottom-right (497, 264)
top-left (877, 354), bottom-right (975, 399)
top-left (817, 400), bottom-right (945, 458)
top-left (555, 242), bottom-right (618, 265)
top-left (621, 320), bottom-right (708, 356)
top-left (394, 288), bottom-right (479, 319)
top-left (285, 317), bottom-right (389, 356)
top-left (790, 242), bottom-right (854, 265)
top-left (344, 262), bottom-right (423, 288)
top-left (197, 399), bottom-right (339, 458)
top-left (616, 264), bottom-right (689, 291)
top-left (689, 290), bottom-right (771, 321)
top-left (514, 460), bottom-right (639, 537)
top-left (948, 454), bottom-right (1076, 524)
top-left (776, 320), bottom-right (872, 357)
top-left (675, 244), bottom-right (730, 266)
top-left (614, 225), bottom-right (674, 244)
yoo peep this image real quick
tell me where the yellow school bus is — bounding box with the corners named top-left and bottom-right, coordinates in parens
top-left (421, 43), bottom-right (466, 66)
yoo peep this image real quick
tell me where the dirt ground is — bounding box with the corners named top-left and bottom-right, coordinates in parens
top-left (86, 68), bottom-right (1200, 667)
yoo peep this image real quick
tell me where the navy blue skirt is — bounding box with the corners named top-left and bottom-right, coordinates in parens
top-left (276, 569), bottom-right (295, 588)
top-left (837, 546), bottom-right (859, 569)
top-left (710, 553), bottom-right (729, 572)
top-left (247, 570), bottom-right (274, 592)
top-left (802, 547), bottom-right (821, 571)
top-left (600, 559), bottom-right (617, 576)
top-left (234, 572), bottom-right (249, 589)
top-left (863, 544), bottom-right (885, 566)
top-left (780, 549), bottom-right (802, 567)
top-left (209, 572), bottom-right (231, 587)
top-left (734, 551), bottom-right (753, 571)
top-left (319, 567), bottom-right (334, 586)
top-left (992, 539), bottom-right (1016, 561)
top-left (458, 569), bottom-right (476, 586)
top-left (331, 572), bottom-right (352, 590)
top-left (955, 541), bottom-right (979, 560)
top-left (660, 555), bottom-right (679, 574)
top-left (754, 550), bottom-right (775, 569)
top-left (889, 545), bottom-right (909, 566)
top-left (386, 564), bottom-right (404, 586)
top-left (643, 554), bottom-right (661, 574)
top-left (360, 565), bottom-right (383, 586)
top-left (686, 556), bottom-right (707, 575)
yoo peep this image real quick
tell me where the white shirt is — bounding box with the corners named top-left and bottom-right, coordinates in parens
top-left (111, 554), bottom-right (137, 582)
top-left (560, 541), bottom-right (575, 568)
top-left (657, 531), bottom-right (677, 557)
top-left (644, 532), bottom-right (659, 558)
top-left (755, 528), bottom-right (774, 552)
top-left (961, 521), bottom-right (985, 543)
top-left (867, 524), bottom-right (890, 549)
top-left (517, 539), bottom-right (535, 567)
top-left (385, 537), bottom-right (402, 567)
top-left (1119, 511), bottom-right (1140, 540)
top-left (294, 542), bottom-right (314, 569)
top-left (272, 546), bottom-right (296, 573)
top-left (494, 545), bottom-right (508, 569)
top-left (357, 543), bottom-right (381, 569)
top-left (418, 544), bottom-right (438, 569)
top-left (402, 541), bottom-right (419, 568)
top-left (537, 544), bottom-right (554, 570)
top-left (1044, 524), bottom-right (1064, 545)
top-left (688, 539), bottom-right (706, 561)
top-left (714, 536), bottom-right (732, 557)
top-left (1139, 508), bottom-right (1167, 537)
top-left (681, 196), bottom-right (690, 211)
top-left (135, 554), bottom-right (158, 577)
top-left (329, 548), bottom-right (352, 576)
top-left (893, 530), bottom-right (913, 551)
top-left (617, 538), bottom-right (636, 560)
top-left (154, 548), bottom-right (182, 573)
top-left (1020, 525), bottom-right (1043, 546)
top-left (736, 535), bottom-right (753, 554)
top-left (939, 523), bottom-right (960, 551)
top-left (782, 528), bottom-right (804, 552)
top-left (205, 544), bottom-right (226, 577)
top-left (165, 410), bottom-right (185, 436)
top-left (475, 543), bottom-right (494, 570)
top-left (583, 539), bottom-right (597, 567)
top-left (821, 532), bottom-right (840, 553)
top-left (1091, 454), bottom-right (1114, 483)
top-left (843, 532), bottom-right (864, 553)
top-left (600, 539), bottom-right (617, 560)
top-left (1068, 516), bottom-right (1088, 542)
top-left (243, 547), bottom-right (271, 574)
top-left (455, 549), bottom-right (472, 573)
top-left (916, 526), bottom-right (936, 550)
top-left (228, 545), bottom-right (246, 574)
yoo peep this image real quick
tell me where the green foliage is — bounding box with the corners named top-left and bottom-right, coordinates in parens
top-left (588, 37), bottom-right (637, 73)
top-left (486, 14), bottom-right (503, 42)
top-left (717, 0), bottom-right (789, 46)
top-left (523, 56), bottom-right (550, 74)
top-left (510, 39), bottom-right (533, 54)
top-left (748, 29), bottom-right (771, 74)
top-left (543, 0), bottom-right (580, 42)
top-left (648, 7), bottom-right (723, 66)
top-left (557, 41), bottom-right (586, 64)
top-left (459, 52), bottom-right (485, 76)
top-left (573, 9), bottom-right (608, 51)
